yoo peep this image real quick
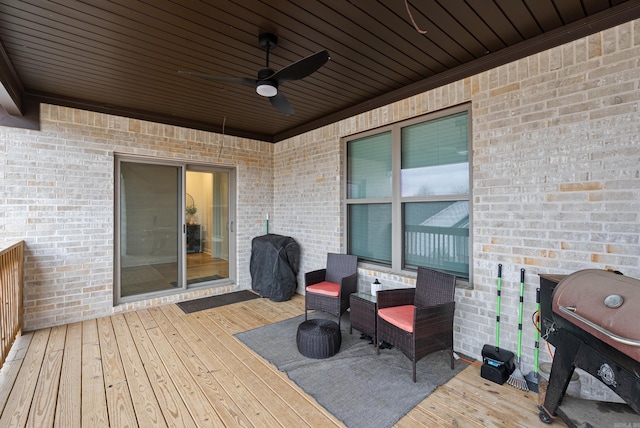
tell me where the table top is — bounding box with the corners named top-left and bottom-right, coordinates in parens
top-left (299, 318), bottom-right (340, 330)
top-left (352, 291), bottom-right (377, 304)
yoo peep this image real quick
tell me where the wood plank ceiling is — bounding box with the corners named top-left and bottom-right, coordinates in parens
top-left (0, 0), bottom-right (638, 142)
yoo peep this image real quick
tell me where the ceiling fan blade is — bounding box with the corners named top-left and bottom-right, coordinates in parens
top-left (269, 92), bottom-right (294, 115)
top-left (270, 50), bottom-right (329, 83)
top-left (178, 71), bottom-right (256, 88)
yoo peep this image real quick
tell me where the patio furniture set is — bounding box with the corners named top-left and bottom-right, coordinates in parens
top-left (296, 253), bottom-right (456, 382)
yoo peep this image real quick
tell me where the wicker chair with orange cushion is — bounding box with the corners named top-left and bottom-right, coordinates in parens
top-left (376, 266), bottom-right (457, 382)
top-left (304, 253), bottom-right (358, 330)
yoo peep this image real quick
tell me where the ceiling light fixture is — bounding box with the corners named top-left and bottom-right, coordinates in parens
top-left (256, 82), bottom-right (277, 97)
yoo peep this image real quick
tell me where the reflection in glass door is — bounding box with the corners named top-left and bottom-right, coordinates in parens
top-left (185, 170), bottom-right (229, 286)
top-left (118, 162), bottom-right (181, 298)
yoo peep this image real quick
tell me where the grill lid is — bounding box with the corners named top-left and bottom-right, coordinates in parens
top-left (552, 269), bottom-right (640, 362)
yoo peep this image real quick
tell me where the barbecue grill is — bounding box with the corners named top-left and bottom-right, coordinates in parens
top-left (538, 269), bottom-right (640, 424)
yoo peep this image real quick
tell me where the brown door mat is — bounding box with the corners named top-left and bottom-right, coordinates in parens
top-left (177, 290), bottom-right (260, 314)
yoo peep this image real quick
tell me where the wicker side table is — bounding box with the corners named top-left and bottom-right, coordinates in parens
top-left (349, 292), bottom-right (377, 338)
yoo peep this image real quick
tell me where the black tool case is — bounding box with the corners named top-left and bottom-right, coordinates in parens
top-left (480, 344), bottom-right (515, 384)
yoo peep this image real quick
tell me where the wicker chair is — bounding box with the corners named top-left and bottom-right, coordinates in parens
top-left (304, 253), bottom-right (358, 330)
top-left (376, 266), bottom-right (457, 382)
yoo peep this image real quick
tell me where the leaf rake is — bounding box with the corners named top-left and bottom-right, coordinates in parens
top-left (507, 268), bottom-right (529, 391)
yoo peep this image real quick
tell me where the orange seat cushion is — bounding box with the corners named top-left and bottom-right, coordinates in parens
top-left (306, 281), bottom-right (340, 297)
top-left (378, 305), bottom-right (415, 333)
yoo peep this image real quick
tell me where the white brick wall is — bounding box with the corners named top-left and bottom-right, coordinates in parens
top-left (2, 18), bottom-right (639, 403)
top-left (1, 106), bottom-right (273, 330)
top-left (469, 23), bottom-right (640, 401)
top-left (273, 20), bottom-right (640, 401)
top-left (272, 125), bottom-right (344, 287)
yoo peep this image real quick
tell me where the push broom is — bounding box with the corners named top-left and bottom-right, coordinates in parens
top-left (495, 264), bottom-right (503, 350)
top-left (525, 287), bottom-right (541, 392)
top-left (508, 268), bottom-right (529, 391)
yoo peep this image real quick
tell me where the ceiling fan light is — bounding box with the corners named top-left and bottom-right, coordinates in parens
top-left (256, 83), bottom-right (277, 97)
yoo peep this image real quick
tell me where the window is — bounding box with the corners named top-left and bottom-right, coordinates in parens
top-left (345, 105), bottom-right (470, 278)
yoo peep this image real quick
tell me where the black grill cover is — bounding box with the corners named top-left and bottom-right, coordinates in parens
top-left (250, 234), bottom-right (300, 302)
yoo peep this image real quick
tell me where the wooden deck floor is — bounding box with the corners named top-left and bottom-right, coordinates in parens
top-left (0, 294), bottom-right (565, 427)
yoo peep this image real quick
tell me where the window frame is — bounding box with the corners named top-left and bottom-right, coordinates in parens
top-left (343, 103), bottom-right (472, 281)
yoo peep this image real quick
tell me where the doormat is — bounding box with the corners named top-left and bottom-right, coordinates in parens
top-left (170, 274), bottom-right (223, 287)
top-left (235, 313), bottom-right (468, 428)
top-left (177, 290), bottom-right (260, 314)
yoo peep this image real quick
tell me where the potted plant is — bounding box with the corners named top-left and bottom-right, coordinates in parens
top-left (186, 205), bottom-right (197, 225)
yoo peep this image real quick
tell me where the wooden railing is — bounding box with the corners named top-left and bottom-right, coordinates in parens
top-left (405, 225), bottom-right (469, 275)
top-left (0, 241), bottom-right (24, 369)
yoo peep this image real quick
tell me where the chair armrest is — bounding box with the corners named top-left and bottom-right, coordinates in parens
top-left (305, 269), bottom-right (327, 287)
top-left (414, 301), bottom-right (456, 339)
top-left (377, 288), bottom-right (416, 309)
top-left (339, 272), bottom-right (358, 295)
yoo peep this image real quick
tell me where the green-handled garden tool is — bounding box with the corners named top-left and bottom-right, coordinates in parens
top-left (508, 268), bottom-right (529, 391)
top-left (480, 264), bottom-right (515, 385)
top-left (525, 288), bottom-right (541, 392)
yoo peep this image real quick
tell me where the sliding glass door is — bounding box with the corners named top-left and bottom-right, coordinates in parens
top-left (115, 157), bottom-right (235, 303)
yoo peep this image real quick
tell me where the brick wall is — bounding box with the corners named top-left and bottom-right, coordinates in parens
top-left (0, 106), bottom-right (273, 330)
top-left (470, 23), bottom-right (639, 401)
top-left (273, 20), bottom-right (640, 401)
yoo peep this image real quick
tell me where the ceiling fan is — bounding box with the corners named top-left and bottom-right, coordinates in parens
top-left (179, 33), bottom-right (330, 115)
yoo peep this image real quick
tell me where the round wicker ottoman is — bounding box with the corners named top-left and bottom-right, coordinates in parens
top-left (296, 319), bottom-right (342, 359)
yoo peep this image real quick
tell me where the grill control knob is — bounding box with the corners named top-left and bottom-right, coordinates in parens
top-left (604, 294), bottom-right (624, 308)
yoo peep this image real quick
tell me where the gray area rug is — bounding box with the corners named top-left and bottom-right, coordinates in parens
top-left (235, 313), bottom-right (468, 428)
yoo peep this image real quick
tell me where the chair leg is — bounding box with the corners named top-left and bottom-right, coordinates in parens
top-left (449, 349), bottom-right (454, 369)
top-left (412, 361), bottom-right (417, 383)
top-left (305, 309), bottom-right (307, 320)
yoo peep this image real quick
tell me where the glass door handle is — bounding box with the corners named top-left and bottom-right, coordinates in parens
top-left (229, 221), bottom-right (234, 232)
